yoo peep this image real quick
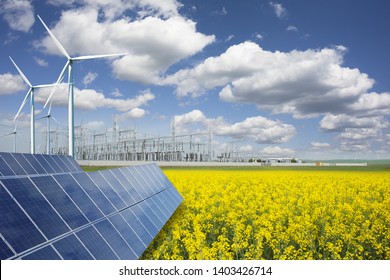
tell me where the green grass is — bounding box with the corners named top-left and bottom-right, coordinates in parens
top-left (82, 163), bottom-right (390, 172)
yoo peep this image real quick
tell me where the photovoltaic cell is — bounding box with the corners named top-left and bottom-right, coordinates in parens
top-left (0, 183), bottom-right (46, 256)
top-left (0, 153), bottom-right (26, 175)
top-left (108, 213), bottom-right (146, 257)
top-left (53, 234), bottom-right (94, 260)
top-left (22, 154), bottom-right (47, 174)
top-left (33, 154), bottom-right (56, 174)
top-left (71, 173), bottom-right (116, 216)
top-left (1, 177), bottom-right (70, 239)
top-left (76, 225), bottom-right (118, 260)
top-left (53, 174), bottom-right (104, 222)
top-left (10, 153), bottom-right (37, 175)
top-left (22, 245), bottom-right (62, 260)
top-left (87, 171), bottom-right (127, 210)
top-left (0, 157), bottom-right (14, 176)
top-left (0, 152), bottom-right (183, 260)
top-left (30, 175), bottom-right (89, 229)
top-left (94, 219), bottom-right (137, 260)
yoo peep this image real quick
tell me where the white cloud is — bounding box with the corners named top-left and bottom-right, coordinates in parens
top-left (117, 108), bottom-right (147, 121)
top-left (0, 0), bottom-right (35, 32)
top-left (211, 6), bottom-right (227, 16)
top-left (34, 57), bottom-right (49, 67)
top-left (320, 114), bottom-right (388, 132)
top-left (225, 35), bottom-right (234, 42)
top-left (269, 2), bottom-right (287, 19)
top-left (239, 145), bottom-right (253, 153)
top-left (164, 41), bottom-right (381, 120)
top-left (110, 88), bottom-right (123, 97)
top-left (35, 86), bottom-right (155, 112)
top-left (0, 73), bottom-right (26, 95)
top-left (36, 7), bottom-right (215, 84)
top-left (253, 33), bottom-right (264, 40)
top-left (287, 25), bottom-right (298, 32)
top-left (82, 72), bottom-right (98, 86)
top-left (174, 110), bottom-right (296, 144)
top-left (82, 120), bottom-right (105, 130)
top-left (310, 142), bottom-right (332, 149)
top-left (261, 146), bottom-right (295, 156)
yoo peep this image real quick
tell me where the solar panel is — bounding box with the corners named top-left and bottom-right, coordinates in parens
top-left (0, 152), bottom-right (183, 260)
top-left (0, 152), bottom-right (83, 177)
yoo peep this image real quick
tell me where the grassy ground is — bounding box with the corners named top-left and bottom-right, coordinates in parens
top-left (82, 164), bottom-right (390, 172)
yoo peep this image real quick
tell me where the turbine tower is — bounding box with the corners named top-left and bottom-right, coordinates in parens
top-left (38, 15), bottom-right (126, 157)
top-left (9, 56), bottom-right (59, 154)
top-left (37, 99), bottom-right (62, 155)
top-left (3, 122), bottom-right (18, 153)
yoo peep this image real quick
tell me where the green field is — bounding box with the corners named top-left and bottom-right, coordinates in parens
top-left (82, 163), bottom-right (390, 172)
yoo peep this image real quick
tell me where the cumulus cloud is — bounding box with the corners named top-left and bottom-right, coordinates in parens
top-left (310, 142), bottom-right (332, 149)
top-left (320, 114), bottom-right (388, 132)
top-left (0, 73), bottom-right (26, 95)
top-left (35, 7), bottom-right (215, 84)
top-left (174, 110), bottom-right (296, 144)
top-left (35, 86), bottom-right (154, 112)
top-left (269, 2), bottom-right (287, 19)
top-left (82, 72), bottom-right (98, 86)
top-left (261, 146), bottom-right (295, 156)
top-left (0, 0), bottom-right (35, 32)
top-left (33, 57), bottom-right (49, 67)
top-left (117, 108), bottom-right (146, 121)
top-left (164, 42), bottom-right (382, 120)
top-left (287, 25), bottom-right (298, 32)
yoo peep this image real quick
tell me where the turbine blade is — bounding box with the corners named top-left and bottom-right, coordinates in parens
top-left (9, 56), bottom-right (32, 87)
top-left (14, 88), bottom-right (32, 121)
top-left (44, 61), bottom-right (69, 108)
top-left (51, 116), bottom-right (62, 127)
top-left (36, 115), bottom-right (49, 120)
top-left (37, 15), bottom-right (70, 59)
top-left (72, 53), bottom-right (127, 61)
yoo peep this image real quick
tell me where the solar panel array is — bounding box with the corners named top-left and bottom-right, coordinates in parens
top-left (0, 152), bottom-right (183, 260)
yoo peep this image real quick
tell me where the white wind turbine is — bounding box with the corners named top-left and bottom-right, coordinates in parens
top-left (37, 98), bottom-right (63, 155)
top-left (38, 15), bottom-right (126, 157)
top-left (9, 56), bottom-right (60, 154)
top-left (3, 121), bottom-right (18, 153)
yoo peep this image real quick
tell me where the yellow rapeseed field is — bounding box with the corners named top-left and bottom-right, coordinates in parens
top-left (142, 169), bottom-right (390, 260)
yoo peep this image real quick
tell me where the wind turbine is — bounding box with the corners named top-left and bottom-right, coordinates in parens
top-left (9, 56), bottom-right (60, 154)
top-left (38, 15), bottom-right (126, 158)
top-left (3, 121), bottom-right (18, 153)
top-left (37, 98), bottom-right (63, 155)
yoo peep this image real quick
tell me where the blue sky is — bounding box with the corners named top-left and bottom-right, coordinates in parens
top-left (0, 0), bottom-right (389, 159)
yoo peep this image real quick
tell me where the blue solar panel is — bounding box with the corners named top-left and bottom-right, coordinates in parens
top-left (76, 225), bottom-right (118, 260)
top-left (53, 234), bottom-right (94, 260)
top-left (94, 219), bottom-right (137, 260)
top-left (22, 154), bottom-right (47, 174)
top-left (33, 154), bottom-right (56, 173)
top-left (120, 208), bottom-right (153, 246)
top-left (110, 168), bottom-right (143, 203)
top-left (10, 153), bottom-right (37, 174)
top-left (53, 174), bottom-right (104, 222)
top-left (87, 171), bottom-right (127, 210)
top-left (22, 245), bottom-right (62, 260)
top-left (0, 152), bottom-right (183, 260)
top-left (30, 175), bottom-right (89, 229)
top-left (0, 183), bottom-right (46, 256)
top-left (1, 177), bottom-right (70, 239)
top-left (0, 153), bottom-right (26, 175)
top-left (0, 237), bottom-right (14, 260)
top-left (108, 213), bottom-right (146, 257)
top-left (71, 173), bottom-right (116, 216)
top-left (0, 157), bottom-right (15, 176)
